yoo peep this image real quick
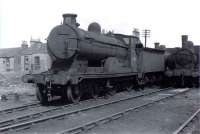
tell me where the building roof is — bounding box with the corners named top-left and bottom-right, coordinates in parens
top-left (0, 43), bottom-right (48, 58)
top-left (0, 47), bottom-right (23, 57)
top-left (20, 43), bottom-right (48, 55)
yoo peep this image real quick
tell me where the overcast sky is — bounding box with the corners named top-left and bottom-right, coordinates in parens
top-left (0, 0), bottom-right (199, 48)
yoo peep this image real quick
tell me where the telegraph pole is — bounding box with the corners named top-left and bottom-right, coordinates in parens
top-left (142, 29), bottom-right (151, 48)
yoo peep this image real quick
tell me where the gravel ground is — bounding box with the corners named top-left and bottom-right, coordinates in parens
top-left (181, 113), bottom-right (200, 134)
top-left (9, 88), bottom-right (187, 134)
top-left (0, 72), bottom-right (36, 110)
top-left (0, 72), bottom-right (35, 95)
top-left (87, 88), bottom-right (200, 134)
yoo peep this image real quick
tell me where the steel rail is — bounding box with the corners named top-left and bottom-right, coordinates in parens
top-left (173, 108), bottom-right (200, 134)
top-left (58, 88), bottom-right (190, 134)
top-left (0, 98), bottom-right (96, 128)
top-left (0, 88), bottom-right (165, 128)
top-left (0, 102), bottom-right (39, 115)
top-left (0, 87), bottom-right (172, 132)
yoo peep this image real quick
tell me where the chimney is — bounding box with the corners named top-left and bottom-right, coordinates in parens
top-left (133, 28), bottom-right (140, 38)
top-left (154, 42), bottom-right (160, 49)
top-left (30, 38), bottom-right (42, 47)
top-left (21, 41), bottom-right (28, 49)
top-left (159, 45), bottom-right (166, 50)
top-left (62, 13), bottom-right (79, 27)
top-left (182, 35), bottom-right (188, 48)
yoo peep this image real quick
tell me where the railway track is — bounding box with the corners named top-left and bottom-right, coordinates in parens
top-left (0, 87), bottom-right (190, 134)
top-left (0, 102), bottom-right (39, 116)
top-left (0, 87), bottom-right (169, 131)
top-left (0, 99), bottom-right (95, 128)
top-left (57, 88), bottom-right (190, 134)
top-left (173, 108), bottom-right (200, 134)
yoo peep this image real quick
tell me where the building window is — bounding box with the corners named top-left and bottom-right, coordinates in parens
top-left (5, 58), bottom-right (10, 67)
top-left (34, 56), bottom-right (40, 70)
top-left (4, 58), bottom-right (10, 71)
top-left (24, 55), bottom-right (30, 72)
top-left (34, 56), bottom-right (40, 65)
top-left (24, 56), bottom-right (29, 64)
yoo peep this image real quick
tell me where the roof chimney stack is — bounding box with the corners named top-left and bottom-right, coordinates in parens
top-left (133, 28), bottom-right (140, 38)
top-left (154, 42), bottom-right (160, 49)
top-left (21, 41), bottom-right (28, 49)
top-left (182, 35), bottom-right (188, 48)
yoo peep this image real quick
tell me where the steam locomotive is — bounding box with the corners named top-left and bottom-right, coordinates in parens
top-left (165, 36), bottom-right (199, 87)
top-left (29, 13), bottom-right (165, 104)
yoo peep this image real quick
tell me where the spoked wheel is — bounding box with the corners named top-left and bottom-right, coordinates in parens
top-left (114, 84), bottom-right (121, 93)
top-left (173, 77), bottom-right (181, 88)
top-left (108, 88), bottom-right (116, 96)
top-left (91, 85), bottom-right (98, 99)
top-left (67, 85), bottom-right (81, 103)
top-left (180, 75), bottom-right (185, 87)
top-left (125, 85), bottom-right (133, 92)
top-left (172, 77), bottom-right (177, 87)
top-left (157, 75), bottom-right (163, 86)
top-left (144, 76), bottom-right (149, 86)
top-left (137, 77), bottom-right (144, 90)
top-left (151, 75), bottom-right (156, 85)
top-left (36, 84), bottom-right (48, 105)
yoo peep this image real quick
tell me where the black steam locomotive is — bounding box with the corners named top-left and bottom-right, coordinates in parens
top-left (165, 35), bottom-right (199, 87)
top-left (28, 13), bottom-right (165, 104)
